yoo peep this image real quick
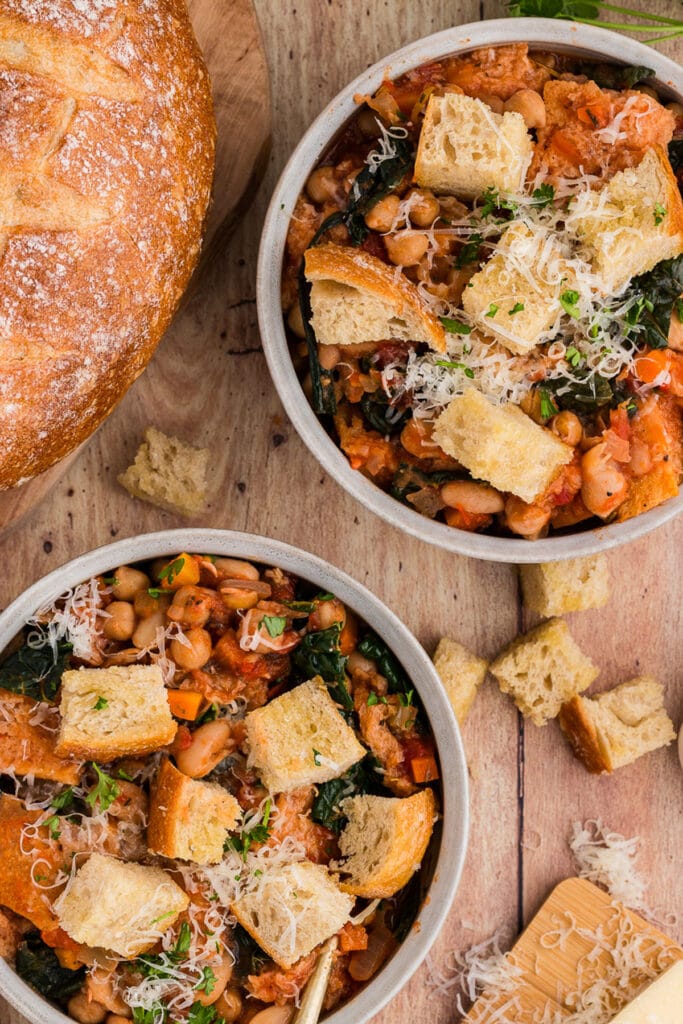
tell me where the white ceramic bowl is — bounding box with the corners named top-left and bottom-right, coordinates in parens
top-left (0, 528), bottom-right (468, 1024)
top-left (258, 17), bottom-right (683, 563)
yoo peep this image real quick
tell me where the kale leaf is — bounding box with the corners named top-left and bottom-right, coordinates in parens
top-left (541, 371), bottom-right (627, 412)
top-left (626, 254), bottom-right (683, 349)
top-left (357, 631), bottom-right (413, 696)
top-left (312, 757), bottom-right (384, 832)
top-left (0, 629), bottom-right (72, 702)
top-left (360, 393), bottom-right (409, 435)
top-left (390, 464), bottom-right (461, 505)
top-left (15, 934), bottom-right (85, 1002)
top-left (292, 622), bottom-right (352, 711)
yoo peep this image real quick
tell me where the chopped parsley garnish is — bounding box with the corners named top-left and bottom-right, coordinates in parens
top-left (137, 922), bottom-right (191, 980)
top-left (102, 576), bottom-right (119, 586)
top-left (479, 186), bottom-right (518, 219)
top-left (262, 615), bottom-right (286, 638)
top-left (187, 1000), bottom-right (224, 1024)
top-left (484, 303), bottom-right (499, 318)
top-left (158, 556), bottom-right (185, 586)
top-left (116, 768), bottom-right (134, 781)
top-left (539, 389), bottom-right (559, 420)
top-left (654, 203), bottom-right (667, 225)
top-left (195, 966), bottom-right (217, 995)
top-left (398, 689), bottom-right (414, 707)
top-left (560, 289), bottom-right (581, 319)
top-left (455, 233), bottom-right (482, 268)
top-left (226, 799), bottom-right (272, 860)
top-left (147, 587), bottom-right (162, 598)
top-left (367, 692), bottom-right (387, 706)
top-left (508, 302), bottom-right (525, 316)
top-left (85, 763), bottom-right (120, 813)
top-left (435, 359), bottom-right (475, 379)
top-left (439, 317), bottom-right (472, 335)
top-left (531, 183), bottom-right (555, 208)
top-left (93, 696), bottom-right (108, 711)
top-left (50, 787), bottom-right (74, 812)
top-left (133, 1007), bottom-right (167, 1024)
top-left (44, 815), bottom-right (61, 840)
top-left (313, 749), bottom-right (322, 766)
top-left (565, 345), bottom-right (583, 368)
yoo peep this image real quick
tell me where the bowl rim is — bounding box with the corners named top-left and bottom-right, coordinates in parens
top-left (257, 16), bottom-right (683, 564)
top-left (0, 527), bottom-right (469, 1024)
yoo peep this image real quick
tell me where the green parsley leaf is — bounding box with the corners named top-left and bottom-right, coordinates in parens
top-left (398, 689), bottom-right (414, 707)
top-left (147, 587), bottom-right (162, 598)
top-left (93, 696), bottom-right (108, 711)
top-left (116, 768), bottom-right (134, 781)
top-left (195, 966), bottom-right (217, 995)
top-left (158, 556), bottom-right (185, 586)
top-left (313, 749), bottom-right (322, 766)
top-left (85, 763), bottom-right (120, 813)
top-left (538, 389), bottom-right (559, 421)
top-left (531, 183), bottom-right (555, 208)
top-left (508, 302), bottom-right (525, 316)
top-left (132, 1006), bottom-right (167, 1024)
top-left (136, 923), bottom-right (192, 981)
top-left (484, 303), bottom-right (499, 318)
top-left (560, 289), bottom-right (581, 319)
top-left (435, 359), bottom-right (475, 379)
top-left (654, 203), bottom-right (667, 226)
top-left (439, 317), bottom-right (472, 335)
top-left (44, 815), bottom-right (61, 840)
top-left (187, 1002), bottom-right (223, 1024)
top-left (226, 799), bottom-right (272, 861)
top-left (102, 576), bottom-right (119, 586)
top-left (50, 787), bottom-right (74, 812)
top-left (455, 233), bottom-right (482, 268)
top-left (262, 615), bottom-right (286, 638)
top-left (565, 345), bottom-right (583, 368)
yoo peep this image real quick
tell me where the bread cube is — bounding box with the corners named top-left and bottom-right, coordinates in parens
top-left (337, 789), bottom-right (436, 898)
top-left (55, 852), bottom-right (189, 957)
top-left (56, 665), bottom-right (177, 760)
top-left (305, 244), bottom-right (446, 352)
top-left (0, 691), bottom-right (81, 784)
top-left (568, 147), bottom-right (683, 294)
top-left (490, 618), bottom-right (598, 726)
top-left (462, 223), bottom-right (566, 354)
top-left (415, 92), bottom-right (533, 198)
top-left (519, 555), bottom-right (610, 617)
top-left (432, 638), bottom-right (488, 724)
top-left (231, 861), bottom-right (353, 968)
top-left (147, 759), bottom-right (240, 865)
top-left (245, 678), bottom-right (366, 793)
top-left (432, 388), bottom-right (573, 504)
top-left (559, 676), bottom-right (675, 774)
top-left (118, 426), bottom-right (209, 517)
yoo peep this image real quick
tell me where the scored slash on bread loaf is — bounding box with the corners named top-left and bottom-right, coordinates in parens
top-left (0, 690), bottom-right (81, 784)
top-left (519, 555), bottom-right (611, 618)
top-left (304, 244), bottom-right (447, 352)
top-left (245, 677), bottom-right (366, 794)
top-left (432, 388), bottom-right (573, 504)
top-left (414, 92), bottom-right (533, 199)
top-left (567, 147), bottom-right (683, 294)
top-left (118, 427), bottom-right (209, 518)
top-left (147, 759), bottom-right (240, 865)
top-left (490, 618), bottom-right (599, 726)
top-left (55, 665), bottom-right (177, 760)
top-left (0, 1), bottom-right (215, 489)
top-left (559, 676), bottom-right (675, 774)
top-left (230, 861), bottom-right (353, 969)
top-left (337, 789), bottom-right (436, 898)
top-left (432, 638), bottom-right (488, 725)
top-left (55, 852), bottom-right (189, 958)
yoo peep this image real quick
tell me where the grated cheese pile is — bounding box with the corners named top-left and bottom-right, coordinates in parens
top-left (27, 576), bottom-right (109, 662)
top-left (569, 819), bottom-right (649, 916)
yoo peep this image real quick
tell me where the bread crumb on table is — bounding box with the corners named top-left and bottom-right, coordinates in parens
top-left (432, 637), bottom-right (488, 725)
top-left (118, 426), bottom-right (209, 517)
top-left (519, 554), bottom-right (610, 617)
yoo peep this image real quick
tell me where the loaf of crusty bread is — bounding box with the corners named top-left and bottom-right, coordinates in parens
top-left (147, 758), bottom-right (240, 865)
top-left (432, 388), bottom-right (573, 504)
top-left (118, 427), bottom-right (209, 517)
top-left (519, 555), bottom-right (610, 618)
top-left (231, 861), bottom-right (353, 969)
top-left (568, 147), bottom-right (683, 294)
top-left (56, 665), bottom-right (177, 760)
top-left (245, 677), bottom-right (366, 793)
top-left (305, 244), bottom-right (447, 352)
top-left (0, 1), bottom-right (215, 489)
top-left (432, 638), bottom-right (488, 725)
top-left (414, 92), bottom-right (533, 198)
top-left (55, 852), bottom-right (189, 957)
top-left (490, 618), bottom-right (599, 726)
top-left (337, 789), bottom-right (436, 898)
top-left (559, 676), bottom-right (675, 773)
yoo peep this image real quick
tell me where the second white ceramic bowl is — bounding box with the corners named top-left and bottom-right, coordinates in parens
top-left (257, 17), bottom-right (683, 563)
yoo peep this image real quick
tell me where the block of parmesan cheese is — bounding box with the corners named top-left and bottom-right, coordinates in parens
top-left (608, 961), bottom-right (683, 1023)
top-left (432, 388), bottom-right (573, 503)
top-left (415, 92), bottom-right (533, 198)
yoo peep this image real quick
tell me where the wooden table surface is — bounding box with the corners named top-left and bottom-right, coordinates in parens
top-left (2, 3), bottom-right (683, 1023)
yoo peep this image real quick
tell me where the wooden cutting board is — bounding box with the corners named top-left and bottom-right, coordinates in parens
top-left (464, 878), bottom-right (683, 1023)
top-left (0, 0), bottom-right (271, 537)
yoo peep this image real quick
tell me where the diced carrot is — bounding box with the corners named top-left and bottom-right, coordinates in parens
top-left (160, 552), bottom-right (201, 591)
top-left (634, 349), bottom-right (671, 385)
top-left (549, 131), bottom-right (582, 162)
top-left (167, 689), bottom-right (203, 721)
top-left (338, 922), bottom-right (369, 953)
top-left (410, 755), bottom-right (439, 784)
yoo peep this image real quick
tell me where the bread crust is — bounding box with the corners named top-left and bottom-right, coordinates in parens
top-left (558, 696), bottom-right (611, 774)
top-left (305, 243), bottom-right (447, 352)
top-left (0, 0), bottom-right (215, 488)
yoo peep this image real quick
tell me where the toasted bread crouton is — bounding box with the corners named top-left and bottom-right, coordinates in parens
top-left (414, 92), bottom-right (533, 198)
top-left (432, 388), bottom-right (573, 504)
top-left (0, 795), bottom-right (62, 934)
top-left (245, 678), bottom-right (366, 794)
top-left (337, 789), bottom-right (436, 898)
top-left (231, 861), bottom-right (353, 968)
top-left (55, 852), bottom-right (189, 957)
top-left (519, 555), bottom-right (610, 617)
top-left (56, 665), bottom-right (177, 761)
top-left (118, 427), bottom-right (209, 518)
top-left (568, 147), bottom-right (683, 294)
top-left (462, 223), bottom-right (567, 354)
top-left (559, 676), bottom-right (675, 774)
top-left (432, 638), bottom-right (488, 724)
top-left (0, 690), bottom-right (81, 784)
top-left (490, 618), bottom-right (598, 725)
top-left (147, 759), bottom-right (240, 865)
top-left (305, 244), bottom-right (446, 352)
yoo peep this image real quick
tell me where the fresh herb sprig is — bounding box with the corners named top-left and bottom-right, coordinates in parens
top-left (85, 763), bottom-right (120, 813)
top-left (508, 1), bottom-right (683, 46)
top-left (225, 799), bottom-right (272, 860)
